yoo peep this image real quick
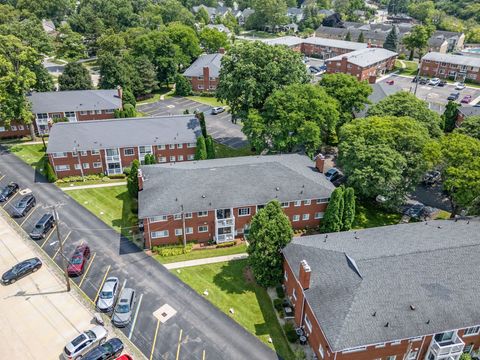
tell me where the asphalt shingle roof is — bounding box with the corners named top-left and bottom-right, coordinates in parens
top-left (355, 82), bottom-right (402, 118)
top-left (262, 36), bottom-right (304, 47)
top-left (138, 154), bottom-right (335, 218)
top-left (303, 36), bottom-right (367, 50)
top-left (28, 90), bottom-right (122, 114)
top-left (422, 52), bottom-right (480, 67)
top-left (183, 53), bottom-right (224, 78)
top-left (283, 218), bottom-right (480, 351)
top-left (459, 106), bottom-right (480, 117)
top-left (326, 47), bottom-right (397, 67)
top-left (46, 115), bottom-right (201, 153)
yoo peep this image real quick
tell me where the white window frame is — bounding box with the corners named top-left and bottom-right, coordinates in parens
top-left (175, 228), bottom-right (183, 236)
top-left (294, 200), bottom-right (301, 207)
top-left (80, 110), bottom-right (88, 115)
top-left (53, 152), bottom-right (68, 158)
top-left (187, 143), bottom-right (196, 148)
top-left (314, 212), bottom-right (324, 219)
top-left (302, 214), bottom-right (310, 221)
top-left (170, 156), bottom-right (176, 162)
top-left (284, 271), bottom-right (288, 281)
top-left (316, 198), bottom-right (330, 204)
top-left (82, 163), bottom-right (90, 169)
top-left (198, 225), bottom-right (208, 233)
top-left (105, 109), bottom-right (114, 114)
top-left (185, 227), bottom-right (193, 234)
top-left (93, 162), bottom-right (102, 168)
top-left (187, 154), bottom-right (195, 160)
top-left (185, 213), bottom-right (193, 219)
top-left (198, 211), bottom-right (208, 217)
top-left (150, 215), bottom-right (168, 223)
top-left (159, 156), bottom-right (167, 163)
top-left (169, 144), bottom-right (175, 149)
top-left (124, 148), bottom-right (135, 156)
top-left (318, 344), bottom-right (324, 359)
top-left (293, 215), bottom-right (300, 222)
top-left (11, 125), bottom-right (17, 131)
top-left (177, 144), bottom-right (183, 149)
top-left (292, 288), bottom-right (297, 301)
top-left (74, 164), bottom-right (81, 170)
top-left (304, 199), bottom-right (311, 205)
top-left (281, 202), bottom-right (289, 208)
top-left (18, 125), bottom-right (24, 130)
top-left (80, 151), bottom-right (88, 156)
top-left (238, 207), bottom-right (251, 217)
top-left (464, 326), bottom-right (480, 336)
top-left (91, 150), bottom-right (100, 155)
top-left (157, 144), bottom-right (166, 150)
top-left (151, 230), bottom-right (169, 238)
top-left (174, 213), bottom-right (182, 220)
top-left (304, 314), bottom-right (312, 333)
top-left (177, 155), bottom-right (184, 161)
top-left (55, 165), bottom-right (70, 171)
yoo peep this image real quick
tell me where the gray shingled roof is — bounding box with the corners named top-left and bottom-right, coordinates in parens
top-left (355, 82), bottom-right (402, 118)
top-left (46, 115), bottom-right (201, 153)
top-left (262, 36), bottom-right (304, 47)
top-left (28, 90), bottom-right (122, 114)
top-left (283, 218), bottom-right (480, 351)
top-left (422, 52), bottom-right (480, 67)
top-left (183, 53), bottom-right (224, 78)
top-left (138, 154), bottom-right (335, 218)
top-left (326, 47), bottom-right (397, 67)
top-left (303, 36), bottom-right (367, 50)
top-left (459, 106), bottom-right (480, 117)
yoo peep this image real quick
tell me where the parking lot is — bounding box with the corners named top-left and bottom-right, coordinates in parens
top-left (138, 97), bottom-right (248, 149)
top-left (380, 74), bottom-right (480, 113)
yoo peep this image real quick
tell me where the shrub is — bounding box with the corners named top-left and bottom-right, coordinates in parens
top-left (276, 285), bottom-right (285, 299)
top-left (123, 167), bottom-right (131, 176)
top-left (283, 322), bottom-right (298, 343)
top-left (154, 243), bottom-right (194, 257)
top-left (44, 161), bottom-right (57, 183)
top-left (108, 174), bottom-right (126, 179)
top-left (216, 240), bottom-right (235, 248)
top-left (56, 174), bottom-right (104, 183)
top-left (398, 53), bottom-right (406, 60)
top-left (174, 74), bottom-right (192, 96)
top-left (273, 298), bottom-right (283, 311)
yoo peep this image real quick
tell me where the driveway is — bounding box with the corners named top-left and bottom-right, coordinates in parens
top-left (0, 148), bottom-right (277, 360)
top-left (138, 97), bottom-right (248, 149)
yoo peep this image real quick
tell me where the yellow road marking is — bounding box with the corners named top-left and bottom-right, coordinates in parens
top-left (149, 319), bottom-right (161, 360)
top-left (202, 349), bottom-right (206, 360)
top-left (40, 225), bottom-right (56, 248)
top-left (94, 265), bottom-right (111, 304)
top-left (0, 175), bottom-right (5, 181)
top-left (20, 205), bottom-right (39, 226)
top-left (176, 329), bottom-right (183, 360)
top-left (53, 230), bottom-right (71, 258)
top-left (79, 252), bottom-right (96, 287)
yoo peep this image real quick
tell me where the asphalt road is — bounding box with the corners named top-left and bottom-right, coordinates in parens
top-left (0, 148), bottom-right (277, 360)
top-left (138, 97), bottom-right (248, 149)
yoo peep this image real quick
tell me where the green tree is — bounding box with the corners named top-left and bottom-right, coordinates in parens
top-left (165, 23), bottom-right (202, 68)
top-left (319, 73), bottom-right (372, 125)
top-left (195, 136), bottom-right (207, 160)
top-left (443, 100), bottom-right (460, 133)
top-left (156, 0), bottom-right (195, 27)
top-left (342, 187), bottom-right (356, 231)
top-left (367, 91), bottom-right (442, 137)
top-left (98, 52), bottom-right (132, 89)
top-left (248, 0), bottom-right (288, 30)
top-left (115, 103), bottom-right (136, 118)
top-left (58, 62), bottom-right (93, 90)
top-left (205, 135), bottom-right (216, 159)
top-left (338, 116), bottom-right (431, 207)
top-left (345, 31), bottom-right (351, 41)
top-left (44, 161), bottom-right (57, 183)
top-left (199, 27), bottom-right (229, 53)
top-left (455, 116), bottom-right (480, 141)
top-left (55, 24), bottom-right (86, 61)
top-left (174, 74), bottom-right (193, 96)
top-left (402, 25), bottom-right (435, 60)
top-left (196, 7), bottom-right (210, 25)
top-left (197, 112), bottom-right (207, 138)
top-left (383, 26), bottom-right (398, 52)
top-left (247, 200), bottom-right (293, 288)
top-left (357, 32), bottom-right (365, 43)
top-left (216, 41), bottom-right (309, 121)
top-left (407, 1), bottom-right (435, 22)
top-left (16, 0), bottom-right (75, 23)
top-left (32, 64), bottom-right (55, 92)
top-left (127, 159), bottom-right (140, 198)
top-left (459, 354), bottom-right (472, 360)
top-left (129, 55), bottom-right (158, 97)
top-left (321, 187), bottom-right (344, 233)
top-left (388, 0), bottom-right (410, 14)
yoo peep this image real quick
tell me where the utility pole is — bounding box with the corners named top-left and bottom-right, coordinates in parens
top-left (414, 57), bottom-right (421, 96)
top-left (181, 204), bottom-right (187, 249)
top-left (53, 207), bottom-right (71, 292)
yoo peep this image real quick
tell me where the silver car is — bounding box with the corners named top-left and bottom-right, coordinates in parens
top-left (63, 325), bottom-right (108, 360)
top-left (112, 288), bottom-right (136, 327)
top-left (96, 277), bottom-right (119, 312)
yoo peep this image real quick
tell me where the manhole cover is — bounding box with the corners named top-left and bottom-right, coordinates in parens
top-left (153, 304), bottom-right (177, 323)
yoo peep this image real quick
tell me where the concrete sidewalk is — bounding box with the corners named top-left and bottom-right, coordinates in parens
top-left (164, 253), bottom-right (248, 269)
top-left (62, 181), bottom-right (126, 191)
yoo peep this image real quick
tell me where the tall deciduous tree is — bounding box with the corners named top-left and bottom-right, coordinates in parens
top-left (322, 187), bottom-right (344, 233)
top-left (247, 200), bottom-right (293, 288)
top-left (127, 159), bottom-right (140, 198)
top-left (442, 100), bottom-right (460, 133)
top-left (195, 136), bottom-right (207, 160)
top-left (455, 116), bottom-right (480, 141)
top-left (129, 55), bottom-right (158, 97)
top-left (58, 62), bottom-right (93, 90)
top-left (357, 32), bottom-right (365, 43)
top-left (55, 23), bottom-right (87, 61)
top-left (383, 26), bottom-right (398, 52)
top-left (402, 25), bottom-right (435, 60)
top-left (174, 74), bottom-right (192, 96)
top-left (199, 27), bottom-right (229, 53)
top-left (98, 52), bottom-right (132, 89)
top-left (248, 0), bottom-right (288, 30)
top-left (342, 187), bottom-right (356, 231)
top-left (205, 135), bottom-right (216, 159)
top-left (216, 41), bottom-right (309, 120)
top-left (165, 23), bottom-right (201, 68)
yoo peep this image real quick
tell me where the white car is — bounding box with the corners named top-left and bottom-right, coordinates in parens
top-left (428, 78), bottom-right (440, 86)
top-left (211, 106), bottom-right (225, 115)
top-left (96, 276), bottom-right (119, 312)
top-left (63, 325), bottom-right (108, 360)
top-left (455, 82), bottom-right (466, 90)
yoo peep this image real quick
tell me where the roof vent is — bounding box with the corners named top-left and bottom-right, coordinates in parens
top-left (426, 320), bottom-right (430, 324)
top-left (410, 305), bottom-right (416, 311)
top-left (437, 226), bottom-right (442, 229)
top-left (202, 195), bottom-right (206, 198)
top-left (372, 311), bottom-right (376, 317)
top-left (384, 322), bottom-right (389, 327)
top-left (345, 253), bottom-right (362, 279)
top-left (276, 187), bottom-right (280, 191)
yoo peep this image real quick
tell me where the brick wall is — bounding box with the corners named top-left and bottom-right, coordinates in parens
top-left (0, 121), bottom-right (30, 139)
top-left (420, 60), bottom-right (480, 83)
top-left (187, 66), bottom-right (220, 92)
top-left (326, 55), bottom-right (396, 83)
top-left (301, 43), bottom-right (355, 59)
top-left (76, 110), bottom-right (116, 121)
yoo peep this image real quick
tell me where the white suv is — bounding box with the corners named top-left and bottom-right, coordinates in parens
top-left (63, 325), bottom-right (108, 360)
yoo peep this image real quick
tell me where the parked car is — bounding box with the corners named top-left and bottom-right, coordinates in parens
top-left (0, 182), bottom-right (19, 202)
top-left (62, 326), bottom-right (108, 360)
top-left (461, 95), bottom-right (472, 104)
top-left (67, 243), bottom-right (91, 276)
top-left (29, 213), bottom-right (55, 240)
top-left (438, 80), bottom-right (447, 87)
top-left (112, 288), bottom-right (136, 327)
top-left (447, 92), bottom-right (460, 101)
top-left (308, 65), bottom-right (320, 73)
top-left (319, 65), bottom-right (327, 71)
top-left (403, 203), bottom-right (425, 218)
top-left (419, 77), bottom-right (428, 85)
top-left (12, 194), bottom-right (36, 217)
top-left (325, 168), bottom-right (341, 182)
top-left (428, 77), bottom-right (441, 86)
top-left (1, 257), bottom-right (42, 285)
top-left (211, 106), bottom-right (225, 115)
top-left (386, 79), bottom-right (395, 85)
top-left (97, 277), bottom-right (119, 312)
top-left (115, 355), bottom-right (133, 360)
top-left (455, 82), bottom-right (466, 90)
top-left (423, 171), bottom-right (441, 186)
top-left (82, 338), bottom-right (124, 360)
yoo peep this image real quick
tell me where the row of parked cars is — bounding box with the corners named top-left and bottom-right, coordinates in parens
top-left (412, 77), bottom-right (475, 103)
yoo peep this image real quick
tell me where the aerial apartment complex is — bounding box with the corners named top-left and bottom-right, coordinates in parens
top-left (420, 52), bottom-right (480, 84)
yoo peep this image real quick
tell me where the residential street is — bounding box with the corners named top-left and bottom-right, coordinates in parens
top-left (0, 147), bottom-right (277, 360)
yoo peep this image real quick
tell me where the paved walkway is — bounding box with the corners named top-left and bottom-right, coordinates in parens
top-left (164, 253), bottom-right (248, 269)
top-left (61, 181), bottom-right (126, 191)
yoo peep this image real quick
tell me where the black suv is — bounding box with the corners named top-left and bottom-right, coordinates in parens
top-left (0, 182), bottom-right (19, 202)
top-left (29, 213), bottom-right (55, 240)
top-left (12, 194), bottom-right (36, 217)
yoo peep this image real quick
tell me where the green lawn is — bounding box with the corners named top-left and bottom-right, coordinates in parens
top-left (395, 59), bottom-right (418, 76)
top-left (186, 95), bottom-right (225, 107)
top-left (353, 201), bottom-right (402, 229)
top-left (214, 142), bottom-right (256, 158)
top-left (174, 259), bottom-right (294, 359)
top-left (8, 143), bottom-right (48, 174)
top-left (156, 243), bottom-right (248, 264)
top-left (137, 88), bottom-right (174, 105)
top-left (67, 185), bottom-right (138, 239)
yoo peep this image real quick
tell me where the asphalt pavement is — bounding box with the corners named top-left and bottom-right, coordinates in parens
top-left (0, 147), bottom-right (278, 360)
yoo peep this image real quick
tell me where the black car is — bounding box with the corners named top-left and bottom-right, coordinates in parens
top-left (12, 194), bottom-right (36, 217)
top-left (447, 92), bottom-right (460, 101)
top-left (82, 338), bottom-right (124, 360)
top-left (29, 213), bottom-right (55, 240)
top-left (438, 80), bottom-right (447, 87)
top-left (0, 182), bottom-right (19, 202)
top-left (403, 203), bottom-right (425, 218)
top-left (419, 77), bottom-right (428, 85)
top-left (1, 257), bottom-right (42, 285)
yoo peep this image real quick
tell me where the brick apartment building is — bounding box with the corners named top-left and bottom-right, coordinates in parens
top-left (183, 52), bottom-right (224, 92)
top-left (28, 88), bottom-right (123, 135)
top-left (282, 218), bottom-right (480, 360)
top-left (46, 115), bottom-right (201, 178)
top-left (0, 121), bottom-right (30, 139)
top-left (456, 106), bottom-right (480, 127)
top-left (420, 52), bottom-right (480, 83)
top-left (138, 154), bottom-right (335, 247)
top-left (325, 47), bottom-right (398, 83)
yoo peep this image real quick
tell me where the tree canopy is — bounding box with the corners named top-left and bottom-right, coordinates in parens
top-left (455, 116), bottom-right (480, 140)
top-left (58, 62), bottom-right (93, 90)
top-left (402, 25), bottom-right (435, 59)
top-left (199, 27), bottom-right (229, 54)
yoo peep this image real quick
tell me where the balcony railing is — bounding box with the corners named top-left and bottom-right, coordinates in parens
top-left (106, 155), bottom-right (120, 162)
top-left (428, 336), bottom-right (465, 359)
top-left (216, 233), bottom-right (234, 243)
top-left (216, 218), bottom-right (234, 227)
top-left (107, 168), bottom-right (122, 175)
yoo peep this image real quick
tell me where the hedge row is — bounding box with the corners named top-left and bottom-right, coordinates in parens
top-left (154, 243), bottom-right (194, 257)
top-left (216, 241), bottom-right (236, 248)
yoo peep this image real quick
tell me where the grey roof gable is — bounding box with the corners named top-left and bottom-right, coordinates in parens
top-left (28, 89), bottom-right (122, 114)
top-left (283, 218), bottom-right (480, 351)
top-left (422, 52), bottom-right (480, 67)
top-left (326, 47), bottom-right (397, 67)
top-left (46, 115), bottom-right (201, 153)
top-left (138, 154), bottom-right (335, 218)
top-left (183, 53), bottom-right (224, 78)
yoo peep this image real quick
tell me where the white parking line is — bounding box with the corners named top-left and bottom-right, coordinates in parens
top-left (121, 279), bottom-right (127, 292)
top-left (128, 293), bottom-right (143, 339)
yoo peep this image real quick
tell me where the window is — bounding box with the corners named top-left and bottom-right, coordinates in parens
top-left (37, 113), bottom-right (48, 120)
top-left (281, 202), bottom-right (289, 208)
top-left (92, 150), bottom-right (100, 155)
top-left (292, 288), bottom-right (297, 301)
top-left (177, 155), bottom-right (184, 161)
top-left (314, 212), bottom-right (324, 219)
top-left (65, 111), bottom-right (75, 118)
top-left (151, 230), bottom-right (169, 238)
top-left (304, 315), bottom-right (312, 333)
top-left (293, 215), bottom-right (300, 222)
top-left (318, 345), bottom-right (324, 359)
top-left (294, 200), bottom-right (301, 207)
top-left (187, 154), bottom-right (195, 160)
top-left (316, 198), bottom-right (330, 204)
top-left (11, 125), bottom-right (17, 131)
top-left (169, 144), bottom-right (175, 149)
top-left (302, 214), bottom-right (310, 221)
top-left (18, 125), bottom-right (24, 130)
top-left (407, 351), bottom-right (418, 360)
top-left (55, 165), bottom-right (70, 171)
top-left (74, 164), bottom-right (81, 170)
top-left (386, 356), bottom-right (396, 360)
top-left (53, 152), bottom-right (68, 158)
top-left (185, 212), bottom-right (193, 219)
top-left (80, 151), bottom-right (88, 156)
top-left (150, 215), bottom-right (167, 222)
top-left (304, 199), bottom-right (311, 205)
top-left (464, 326), bottom-right (480, 336)
top-left (284, 271), bottom-right (288, 281)
top-left (198, 211), bottom-right (208, 217)
top-left (185, 227), bottom-right (193, 234)
top-left (0, 127), bottom-right (4, 132)
top-left (124, 148), bottom-right (135, 156)
top-left (157, 144), bottom-right (166, 150)
top-left (209, 85), bottom-right (216, 90)
top-left (175, 229), bottom-right (183, 236)
top-left (177, 144), bottom-right (183, 149)
top-left (375, 343), bottom-right (386, 348)
top-left (93, 162), bottom-right (102, 168)
top-left (80, 110), bottom-right (87, 115)
top-left (187, 143), bottom-right (195, 148)
top-left (95, 110), bottom-right (102, 114)
top-left (391, 341), bottom-right (401, 346)
top-left (170, 156), bottom-right (176, 162)
top-left (198, 85), bottom-right (204, 90)
top-left (72, 150), bottom-right (78, 156)
top-left (158, 156), bottom-right (167, 163)
top-left (198, 225), bottom-right (208, 233)
top-left (463, 344), bottom-right (473, 354)
top-left (82, 163), bottom-right (90, 169)
top-left (238, 207), bottom-right (251, 216)
top-left (174, 213), bottom-right (182, 220)
top-left (105, 109), bottom-right (115, 114)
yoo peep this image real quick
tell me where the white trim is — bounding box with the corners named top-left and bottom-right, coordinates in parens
top-left (151, 230), bottom-right (169, 238)
top-left (238, 207), bottom-right (251, 217)
top-left (198, 225), bottom-right (208, 233)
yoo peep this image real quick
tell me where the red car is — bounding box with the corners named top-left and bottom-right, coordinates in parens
top-left (461, 95), bottom-right (472, 104)
top-left (386, 79), bottom-right (395, 85)
top-left (67, 244), bottom-right (91, 276)
top-left (115, 355), bottom-right (133, 360)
